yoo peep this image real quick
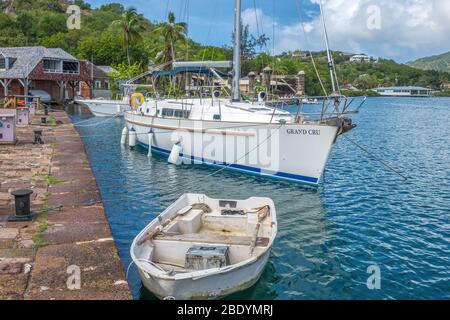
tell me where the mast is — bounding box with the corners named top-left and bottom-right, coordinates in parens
top-left (232, 0), bottom-right (242, 101)
top-left (319, 0), bottom-right (336, 94)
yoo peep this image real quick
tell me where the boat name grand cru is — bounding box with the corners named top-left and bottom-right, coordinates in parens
top-left (286, 128), bottom-right (321, 136)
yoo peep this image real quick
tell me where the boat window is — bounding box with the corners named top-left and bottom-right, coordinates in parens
top-left (174, 110), bottom-right (184, 118)
top-left (161, 108), bottom-right (190, 119)
top-left (161, 109), bottom-right (174, 117)
top-left (213, 114), bottom-right (221, 120)
top-left (146, 108), bottom-right (150, 113)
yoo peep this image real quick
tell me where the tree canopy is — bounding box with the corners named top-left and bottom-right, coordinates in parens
top-left (1, 0), bottom-right (448, 95)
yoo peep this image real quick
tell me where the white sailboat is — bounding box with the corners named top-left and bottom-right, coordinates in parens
top-left (124, 0), bottom-right (361, 186)
top-left (131, 194), bottom-right (277, 300)
top-left (75, 96), bottom-right (131, 117)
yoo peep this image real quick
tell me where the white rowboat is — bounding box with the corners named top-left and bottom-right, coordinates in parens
top-left (131, 194), bottom-right (277, 300)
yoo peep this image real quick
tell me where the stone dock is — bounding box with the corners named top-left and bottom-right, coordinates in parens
top-left (0, 110), bottom-right (131, 300)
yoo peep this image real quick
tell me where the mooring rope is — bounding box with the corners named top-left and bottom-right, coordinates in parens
top-left (342, 135), bottom-right (409, 181)
top-left (73, 115), bottom-right (121, 127)
top-left (70, 123), bottom-right (284, 208)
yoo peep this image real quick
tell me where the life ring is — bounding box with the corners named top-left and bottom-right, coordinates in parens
top-left (131, 93), bottom-right (145, 107)
top-left (17, 99), bottom-right (26, 107)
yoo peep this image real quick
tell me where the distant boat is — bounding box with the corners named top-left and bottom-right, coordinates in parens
top-left (301, 97), bottom-right (319, 104)
top-left (75, 97), bottom-right (131, 117)
top-left (372, 86), bottom-right (434, 97)
top-left (131, 194), bottom-right (277, 300)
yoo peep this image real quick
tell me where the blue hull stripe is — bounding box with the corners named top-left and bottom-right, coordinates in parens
top-left (138, 142), bottom-right (319, 185)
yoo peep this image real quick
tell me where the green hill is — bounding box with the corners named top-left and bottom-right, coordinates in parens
top-left (408, 52), bottom-right (450, 73)
top-left (243, 52), bottom-right (450, 95)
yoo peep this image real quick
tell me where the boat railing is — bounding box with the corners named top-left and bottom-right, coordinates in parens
top-left (268, 95), bottom-right (367, 122)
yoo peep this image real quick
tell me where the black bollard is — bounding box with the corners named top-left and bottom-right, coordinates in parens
top-left (34, 129), bottom-right (44, 144)
top-left (41, 117), bottom-right (47, 124)
top-left (8, 189), bottom-right (35, 222)
top-left (44, 105), bottom-right (49, 116)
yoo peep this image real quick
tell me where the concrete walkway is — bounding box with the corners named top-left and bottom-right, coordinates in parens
top-left (0, 110), bottom-right (131, 300)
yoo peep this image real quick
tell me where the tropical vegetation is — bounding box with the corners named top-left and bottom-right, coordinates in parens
top-left (1, 0), bottom-right (449, 96)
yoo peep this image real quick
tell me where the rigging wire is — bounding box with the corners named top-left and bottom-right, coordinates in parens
top-left (342, 135), bottom-right (409, 181)
top-left (165, 0), bottom-right (171, 19)
top-left (253, 0), bottom-right (262, 40)
top-left (294, 0), bottom-right (328, 97)
top-left (254, 0), bottom-right (269, 72)
top-left (319, 1), bottom-right (342, 95)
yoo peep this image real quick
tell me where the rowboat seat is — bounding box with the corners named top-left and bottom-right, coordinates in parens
top-left (154, 233), bottom-right (270, 247)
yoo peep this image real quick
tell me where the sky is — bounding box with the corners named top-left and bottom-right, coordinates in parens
top-left (88, 0), bottom-right (450, 63)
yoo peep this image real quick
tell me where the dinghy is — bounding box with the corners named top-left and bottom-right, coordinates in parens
top-left (131, 194), bottom-right (277, 300)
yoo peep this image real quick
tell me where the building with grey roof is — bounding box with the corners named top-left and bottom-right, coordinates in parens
top-left (0, 46), bottom-right (91, 102)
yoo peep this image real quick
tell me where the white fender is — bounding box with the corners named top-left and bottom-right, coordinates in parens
top-left (168, 142), bottom-right (183, 165)
top-left (258, 91), bottom-right (267, 102)
top-left (129, 128), bottom-right (137, 148)
top-left (121, 127), bottom-right (128, 145)
top-left (147, 131), bottom-right (154, 157)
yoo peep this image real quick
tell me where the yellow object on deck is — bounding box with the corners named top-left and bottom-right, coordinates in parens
top-left (131, 93), bottom-right (145, 107)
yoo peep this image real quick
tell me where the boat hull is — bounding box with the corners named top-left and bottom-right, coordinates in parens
top-left (124, 112), bottom-right (340, 186)
top-left (139, 249), bottom-right (270, 300)
top-left (76, 99), bottom-right (130, 117)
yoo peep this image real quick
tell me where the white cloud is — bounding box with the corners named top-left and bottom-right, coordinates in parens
top-left (245, 0), bottom-right (450, 62)
top-left (241, 8), bottom-right (276, 37)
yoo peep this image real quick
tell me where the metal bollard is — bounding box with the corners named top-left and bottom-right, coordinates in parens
top-left (33, 129), bottom-right (44, 144)
top-left (8, 189), bottom-right (35, 221)
top-left (44, 105), bottom-right (49, 116)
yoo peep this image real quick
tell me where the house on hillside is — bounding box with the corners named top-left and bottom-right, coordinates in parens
top-left (350, 54), bottom-right (378, 63)
top-left (441, 82), bottom-right (450, 91)
top-left (0, 46), bottom-right (90, 102)
top-left (291, 50), bottom-right (307, 58)
top-left (343, 83), bottom-right (359, 91)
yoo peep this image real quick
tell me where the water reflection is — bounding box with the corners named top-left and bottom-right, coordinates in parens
top-left (67, 98), bottom-right (450, 300)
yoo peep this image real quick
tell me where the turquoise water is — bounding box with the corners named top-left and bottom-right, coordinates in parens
top-left (67, 97), bottom-right (450, 300)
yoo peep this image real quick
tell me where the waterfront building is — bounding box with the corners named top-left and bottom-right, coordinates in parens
top-left (79, 63), bottom-right (116, 99)
top-left (372, 86), bottom-right (433, 97)
top-left (0, 46), bottom-right (90, 102)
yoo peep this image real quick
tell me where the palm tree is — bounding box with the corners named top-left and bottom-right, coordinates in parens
top-left (152, 11), bottom-right (188, 66)
top-left (112, 8), bottom-right (146, 66)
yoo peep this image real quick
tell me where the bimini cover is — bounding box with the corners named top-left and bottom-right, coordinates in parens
top-left (153, 67), bottom-right (230, 78)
